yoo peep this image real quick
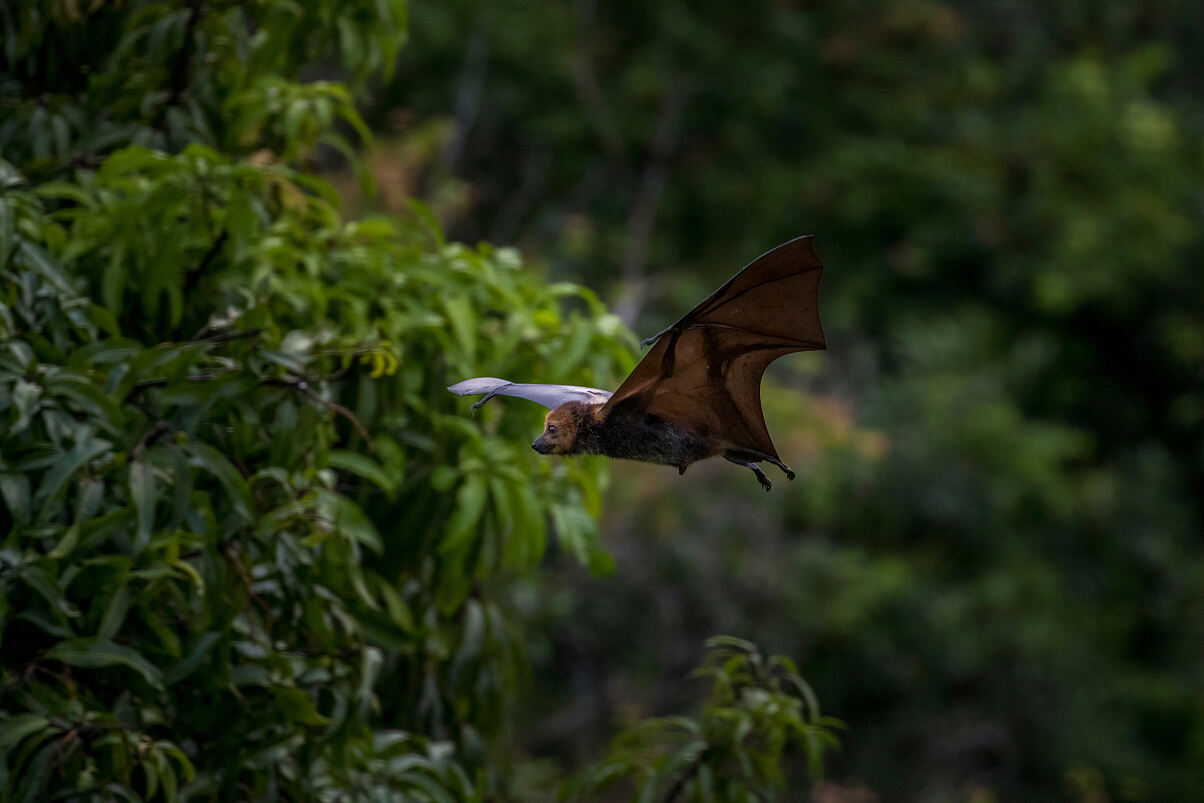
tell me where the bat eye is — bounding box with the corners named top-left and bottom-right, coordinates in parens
top-left (546, 425), bottom-right (557, 435)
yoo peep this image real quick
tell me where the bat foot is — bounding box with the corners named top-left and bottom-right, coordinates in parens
top-left (765, 456), bottom-right (796, 480)
top-left (726, 455), bottom-right (773, 491)
top-left (469, 391), bottom-right (498, 414)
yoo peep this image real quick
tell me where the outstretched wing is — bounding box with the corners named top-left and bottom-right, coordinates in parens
top-left (602, 236), bottom-right (824, 460)
top-left (448, 377), bottom-right (612, 411)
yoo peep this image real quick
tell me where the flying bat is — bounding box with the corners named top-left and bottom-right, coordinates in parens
top-left (448, 236), bottom-right (826, 491)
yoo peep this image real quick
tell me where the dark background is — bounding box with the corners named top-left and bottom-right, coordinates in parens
top-left (373, 2), bottom-right (1204, 799)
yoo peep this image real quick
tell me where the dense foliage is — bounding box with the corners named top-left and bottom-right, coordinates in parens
top-left (1, 3), bottom-right (841, 801)
top-left (382, 2), bottom-right (1204, 800)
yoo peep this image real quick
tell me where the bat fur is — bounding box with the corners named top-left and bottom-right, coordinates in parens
top-left (532, 400), bottom-right (717, 468)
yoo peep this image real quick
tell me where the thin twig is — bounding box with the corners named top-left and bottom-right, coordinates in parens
top-left (301, 387), bottom-right (373, 445)
top-left (132, 420), bottom-right (173, 460)
top-left (265, 378), bottom-right (373, 446)
top-left (183, 229), bottom-right (229, 298)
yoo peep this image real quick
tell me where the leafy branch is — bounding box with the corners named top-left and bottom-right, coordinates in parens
top-left (564, 637), bottom-right (843, 803)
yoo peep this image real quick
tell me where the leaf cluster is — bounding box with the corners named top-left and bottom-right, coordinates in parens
top-left (565, 637), bottom-right (842, 803)
top-left (0, 4), bottom-right (646, 800)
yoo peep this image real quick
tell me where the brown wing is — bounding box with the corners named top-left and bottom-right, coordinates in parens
top-left (602, 236), bottom-right (825, 460)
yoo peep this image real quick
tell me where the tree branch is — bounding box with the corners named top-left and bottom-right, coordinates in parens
top-left (266, 378), bottom-right (373, 446)
top-left (183, 229), bottom-right (229, 298)
top-left (656, 745), bottom-right (712, 803)
top-left (132, 420), bottom-right (173, 460)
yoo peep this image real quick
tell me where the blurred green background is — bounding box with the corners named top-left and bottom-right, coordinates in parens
top-left (375, 3), bottom-right (1204, 800)
top-left (2, 1), bottom-right (1202, 801)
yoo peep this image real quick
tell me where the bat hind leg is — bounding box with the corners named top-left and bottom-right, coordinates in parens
top-left (469, 391), bottom-right (499, 413)
top-left (764, 456), bottom-right (796, 481)
top-left (724, 455), bottom-right (773, 492)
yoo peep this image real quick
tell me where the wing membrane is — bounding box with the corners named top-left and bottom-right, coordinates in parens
top-left (448, 377), bottom-right (612, 411)
top-left (604, 236), bottom-right (824, 459)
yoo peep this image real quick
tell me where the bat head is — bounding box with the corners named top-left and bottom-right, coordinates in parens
top-left (532, 403), bottom-right (584, 455)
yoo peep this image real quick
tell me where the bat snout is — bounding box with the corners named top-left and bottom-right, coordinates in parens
top-left (532, 437), bottom-right (553, 455)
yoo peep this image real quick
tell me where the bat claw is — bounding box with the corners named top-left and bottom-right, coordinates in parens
top-left (765, 456), bottom-right (796, 480)
top-left (469, 391), bottom-right (499, 414)
top-left (640, 324), bottom-right (673, 349)
top-left (726, 455), bottom-right (774, 491)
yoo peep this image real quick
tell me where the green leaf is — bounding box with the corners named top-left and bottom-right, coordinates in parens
top-left (160, 756), bottom-right (179, 803)
top-left (45, 638), bottom-right (164, 690)
top-left (0, 473), bottom-right (32, 525)
top-left (440, 477), bottom-right (488, 553)
top-left (12, 378), bottom-right (41, 435)
top-left (44, 372), bottom-right (125, 434)
top-left (101, 243), bottom-right (126, 316)
top-left (401, 772), bottom-right (458, 803)
top-left (18, 239), bottom-right (75, 294)
top-left (13, 735), bottom-right (58, 803)
top-left (326, 491), bottom-right (383, 552)
top-left (32, 438), bottom-right (112, 522)
top-left (18, 564), bottom-right (77, 621)
top-left (47, 524), bottom-right (80, 559)
top-left (0, 196), bottom-right (14, 270)
top-left (33, 180), bottom-right (98, 208)
top-left (357, 646), bottom-right (383, 716)
top-left (98, 585), bottom-right (131, 641)
top-left (328, 449), bottom-right (396, 494)
top-left (143, 750), bottom-right (160, 800)
top-left (430, 465), bottom-right (458, 491)
top-left (270, 686), bottom-right (329, 727)
top-left (0, 714), bottom-right (51, 750)
top-left (704, 635), bottom-right (759, 656)
top-left (181, 441), bottom-right (253, 521)
top-left (129, 460), bottom-right (155, 553)
top-left (442, 294), bottom-right (476, 358)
